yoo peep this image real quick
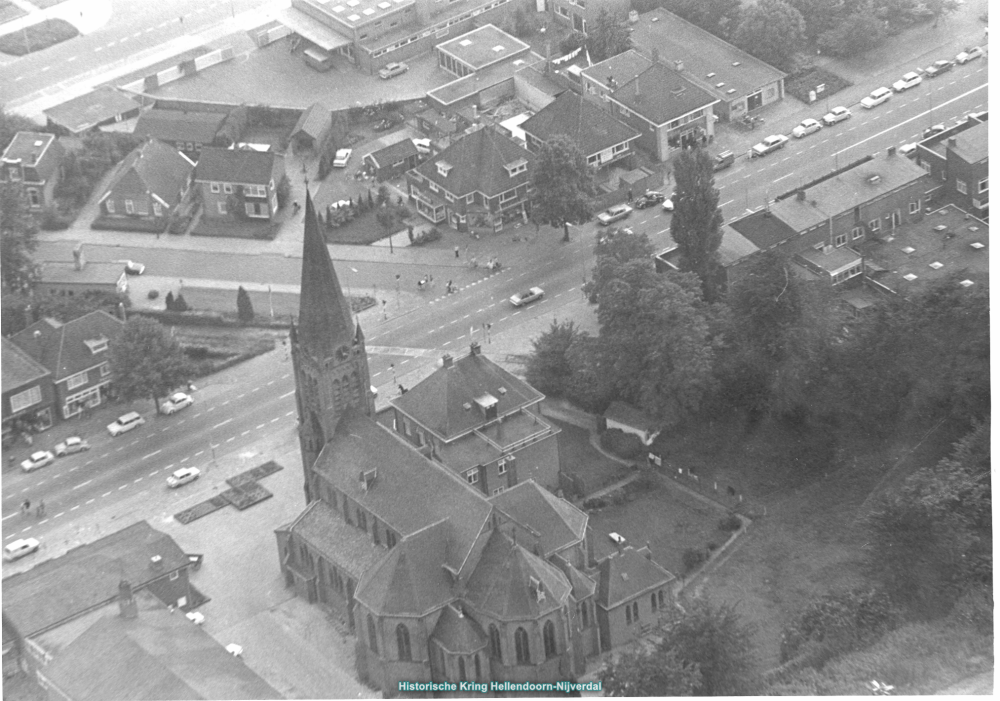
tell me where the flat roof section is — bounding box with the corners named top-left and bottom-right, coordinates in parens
top-left (436, 24), bottom-right (530, 72)
top-left (276, 6), bottom-right (353, 52)
top-left (44, 87), bottom-right (140, 134)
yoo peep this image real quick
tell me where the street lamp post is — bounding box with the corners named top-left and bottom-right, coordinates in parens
top-left (268, 285), bottom-right (274, 319)
top-left (395, 274), bottom-right (400, 309)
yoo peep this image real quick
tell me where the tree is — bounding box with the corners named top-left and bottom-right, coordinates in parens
top-left (275, 174), bottom-right (291, 210)
top-left (817, 1), bottom-right (887, 57)
top-left (376, 184), bottom-right (390, 206)
top-left (923, 0), bottom-right (961, 26)
top-left (665, 0), bottom-right (743, 38)
top-left (558, 31), bottom-right (587, 56)
top-left (670, 147), bottom-right (724, 302)
top-left (375, 207), bottom-right (395, 242)
top-left (525, 320), bottom-right (588, 396)
top-left (529, 135), bottom-right (595, 242)
top-left (661, 601), bottom-right (761, 695)
top-left (731, 0), bottom-right (806, 72)
top-left (165, 291), bottom-right (175, 311)
top-left (788, 0), bottom-right (849, 41)
top-left (0, 181), bottom-right (39, 292)
top-left (0, 111), bottom-right (46, 156)
top-left (110, 316), bottom-right (191, 411)
top-left (236, 286), bottom-right (254, 323)
top-left (600, 646), bottom-right (701, 696)
top-left (584, 226), bottom-right (655, 303)
top-left (586, 9), bottom-right (631, 63)
top-left (173, 294), bottom-right (189, 312)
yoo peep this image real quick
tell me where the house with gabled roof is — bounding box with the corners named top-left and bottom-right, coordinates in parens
top-left (596, 545), bottom-right (676, 650)
top-left (9, 309), bottom-right (123, 421)
top-left (1, 131), bottom-right (65, 211)
top-left (290, 102), bottom-right (331, 153)
top-left (133, 109), bottom-right (228, 161)
top-left (914, 112), bottom-right (988, 215)
top-left (275, 195), bottom-right (677, 696)
top-left (406, 126), bottom-right (534, 232)
top-left (1, 337), bottom-right (56, 442)
top-left (194, 147), bottom-right (284, 224)
top-left (94, 139), bottom-right (195, 232)
top-left (363, 138), bottom-right (420, 182)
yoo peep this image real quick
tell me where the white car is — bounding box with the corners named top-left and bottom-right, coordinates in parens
top-left (167, 466), bottom-right (201, 489)
top-left (124, 260), bottom-right (145, 275)
top-left (55, 436), bottom-right (90, 457)
top-left (792, 118), bottom-right (822, 138)
top-left (751, 134), bottom-right (789, 158)
top-left (4, 538), bottom-right (40, 562)
top-left (20, 450), bottom-right (55, 472)
top-left (898, 143), bottom-right (918, 157)
top-left (955, 46), bottom-right (984, 64)
top-left (509, 287), bottom-right (544, 307)
top-left (822, 106), bottom-right (852, 125)
top-left (412, 138), bottom-right (432, 155)
top-left (596, 203), bottom-right (632, 226)
top-left (662, 196), bottom-right (674, 212)
top-left (107, 411), bottom-right (145, 437)
top-left (861, 87), bottom-right (892, 109)
top-left (186, 611), bottom-right (206, 625)
top-left (332, 149), bottom-right (353, 168)
top-left (378, 61), bottom-right (409, 79)
top-left (161, 392), bottom-right (193, 415)
top-left (892, 72), bottom-right (923, 92)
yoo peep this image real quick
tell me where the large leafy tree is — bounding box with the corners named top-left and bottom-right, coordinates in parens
top-left (600, 646), bottom-right (701, 696)
top-left (111, 316), bottom-right (191, 412)
top-left (670, 147), bottom-right (724, 302)
top-left (586, 8), bottom-right (631, 63)
top-left (731, 0), bottom-right (806, 72)
top-left (529, 135), bottom-right (595, 242)
top-left (0, 110), bottom-right (45, 154)
top-left (664, 0), bottom-right (743, 38)
top-left (525, 320), bottom-right (588, 397)
top-left (817, 1), bottom-right (887, 57)
top-left (236, 285), bottom-right (254, 323)
top-left (0, 181), bottom-right (39, 293)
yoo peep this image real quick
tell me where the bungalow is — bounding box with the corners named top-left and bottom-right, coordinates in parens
top-left (44, 86), bottom-right (141, 135)
top-left (363, 138), bottom-right (420, 182)
top-left (194, 147), bottom-right (285, 223)
top-left (95, 139), bottom-right (195, 232)
top-left (1, 337), bottom-right (56, 442)
top-left (133, 109), bottom-right (228, 161)
top-left (0, 131), bottom-right (64, 211)
top-left (35, 245), bottom-right (128, 299)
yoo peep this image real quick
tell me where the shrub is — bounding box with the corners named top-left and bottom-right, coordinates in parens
top-left (165, 291), bottom-right (175, 310)
top-left (719, 513), bottom-right (742, 532)
top-left (707, 542), bottom-right (719, 551)
top-left (173, 294), bottom-right (190, 312)
top-left (168, 212), bottom-right (193, 235)
top-left (411, 226), bottom-right (442, 246)
top-left (275, 174), bottom-right (291, 210)
top-left (40, 210), bottom-right (71, 230)
top-left (682, 547), bottom-right (707, 573)
top-left (147, 290), bottom-right (159, 300)
top-left (600, 428), bottom-right (646, 460)
top-left (559, 31), bottom-right (587, 55)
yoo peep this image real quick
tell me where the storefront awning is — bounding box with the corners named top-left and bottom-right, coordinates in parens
top-left (275, 7), bottom-right (352, 53)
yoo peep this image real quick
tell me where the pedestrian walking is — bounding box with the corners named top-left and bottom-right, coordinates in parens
top-left (454, 246), bottom-right (460, 258)
top-left (36, 500), bottom-right (45, 518)
top-left (21, 499), bottom-right (30, 515)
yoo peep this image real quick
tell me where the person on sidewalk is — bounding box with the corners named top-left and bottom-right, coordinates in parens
top-left (454, 246), bottom-right (460, 258)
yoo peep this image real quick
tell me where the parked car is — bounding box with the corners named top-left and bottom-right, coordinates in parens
top-left (898, 143), bottom-right (918, 157)
top-left (633, 191), bottom-right (666, 209)
top-left (662, 196), bottom-right (675, 212)
top-left (956, 47), bottom-right (984, 64)
top-left (892, 72), bottom-right (923, 92)
top-left (751, 134), bottom-right (789, 158)
top-left (161, 392), bottom-right (193, 415)
top-left (923, 123), bottom-right (946, 138)
top-left (861, 87), bottom-right (892, 109)
top-left (55, 436), bottom-right (90, 457)
top-left (509, 287), bottom-right (544, 307)
top-left (596, 203), bottom-right (632, 226)
top-left (378, 62), bottom-right (409, 79)
top-left (186, 611), bottom-right (206, 625)
top-left (924, 59), bottom-right (954, 77)
top-left (4, 538), bottom-right (40, 562)
top-left (167, 466), bottom-right (201, 489)
top-left (792, 118), bottom-right (823, 138)
top-left (107, 411), bottom-right (145, 437)
top-left (332, 149), bottom-right (353, 168)
top-left (412, 138), bottom-right (432, 155)
top-left (712, 150), bottom-right (735, 171)
top-left (822, 106), bottom-right (852, 125)
top-left (373, 117), bottom-right (399, 132)
top-left (20, 450), bottom-right (55, 472)
top-left (123, 260), bottom-right (145, 275)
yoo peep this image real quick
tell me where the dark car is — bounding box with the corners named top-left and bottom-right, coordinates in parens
top-left (373, 118), bottom-right (398, 132)
top-left (634, 191), bottom-right (666, 209)
top-left (924, 59), bottom-right (954, 77)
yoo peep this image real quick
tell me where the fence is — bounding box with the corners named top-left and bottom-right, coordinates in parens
top-left (648, 452), bottom-right (747, 512)
top-left (120, 47), bottom-right (235, 94)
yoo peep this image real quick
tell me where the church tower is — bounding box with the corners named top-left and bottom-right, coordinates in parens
top-left (290, 193), bottom-right (374, 502)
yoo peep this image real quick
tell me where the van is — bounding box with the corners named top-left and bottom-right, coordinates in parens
top-left (713, 150), bottom-right (735, 171)
top-left (303, 48), bottom-right (334, 72)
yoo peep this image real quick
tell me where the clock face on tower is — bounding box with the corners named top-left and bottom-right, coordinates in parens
top-left (336, 345), bottom-right (350, 360)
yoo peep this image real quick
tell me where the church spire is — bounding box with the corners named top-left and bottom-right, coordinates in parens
top-left (297, 192), bottom-right (355, 360)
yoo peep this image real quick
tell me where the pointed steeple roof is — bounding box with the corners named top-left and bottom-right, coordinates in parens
top-left (297, 192), bottom-right (355, 359)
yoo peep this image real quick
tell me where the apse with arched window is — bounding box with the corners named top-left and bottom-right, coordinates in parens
top-left (367, 614), bottom-right (378, 654)
top-left (514, 626), bottom-right (530, 664)
top-left (396, 623), bottom-right (411, 661)
top-left (489, 624), bottom-right (502, 663)
top-left (543, 620), bottom-right (557, 659)
top-left (458, 657), bottom-right (466, 681)
top-left (474, 653), bottom-right (482, 680)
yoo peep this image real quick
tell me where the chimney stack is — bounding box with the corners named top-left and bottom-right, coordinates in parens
top-left (469, 341), bottom-right (481, 356)
top-left (442, 353), bottom-right (453, 368)
top-left (947, 137), bottom-right (957, 148)
top-left (72, 243), bottom-right (85, 271)
top-left (118, 580), bottom-right (138, 619)
top-left (887, 146), bottom-right (896, 157)
top-left (673, 60), bottom-right (684, 72)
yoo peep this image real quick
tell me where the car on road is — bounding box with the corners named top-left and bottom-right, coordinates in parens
top-left (161, 392), bottom-right (193, 415)
top-left (378, 62), bottom-right (409, 79)
top-left (822, 106), bottom-right (852, 125)
top-left (596, 203), bottom-right (632, 226)
top-left (167, 466), bottom-right (201, 489)
top-left (332, 149), bottom-right (353, 168)
top-left (924, 59), bottom-right (954, 77)
top-left (892, 72), bottom-right (923, 92)
top-left (922, 123), bottom-right (946, 138)
top-left (20, 450), bottom-right (55, 472)
top-left (633, 191), bottom-right (666, 209)
top-left (861, 87), bottom-right (892, 109)
top-left (662, 196), bottom-right (675, 212)
top-left (123, 260), bottom-right (145, 275)
top-left (898, 143), bottom-right (918, 157)
top-left (713, 150), bottom-right (735, 171)
top-left (107, 411), bottom-right (145, 437)
top-left (55, 436), bottom-right (90, 457)
top-left (955, 47), bottom-right (984, 64)
top-left (4, 538), bottom-right (40, 562)
top-left (792, 118), bottom-right (823, 138)
top-left (509, 287), bottom-right (544, 307)
top-left (750, 134), bottom-right (789, 158)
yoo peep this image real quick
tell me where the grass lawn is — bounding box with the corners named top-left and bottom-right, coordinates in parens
top-left (0, 18), bottom-right (78, 56)
top-left (325, 205), bottom-right (410, 246)
top-left (173, 326), bottom-right (281, 377)
top-left (551, 418), bottom-right (630, 496)
top-left (0, 0), bottom-right (27, 23)
top-left (785, 67), bottom-right (853, 105)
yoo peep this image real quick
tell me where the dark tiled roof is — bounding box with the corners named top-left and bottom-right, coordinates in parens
top-left (596, 546), bottom-right (675, 610)
top-left (1, 337), bottom-right (50, 394)
top-left (367, 138), bottom-right (419, 169)
top-left (10, 310), bottom-right (123, 381)
top-left (314, 410), bottom-right (492, 573)
top-left (296, 193), bottom-right (356, 361)
top-left (103, 139), bottom-right (193, 204)
top-left (391, 349), bottom-right (543, 441)
top-left (43, 589), bottom-right (280, 700)
top-left (290, 500), bottom-right (384, 581)
top-left (611, 63), bottom-right (719, 126)
top-left (411, 127), bottom-right (534, 198)
top-left (431, 605), bottom-right (488, 654)
top-left (464, 530), bottom-right (571, 621)
top-left (604, 400), bottom-right (657, 432)
top-left (435, 432), bottom-right (502, 473)
top-left (489, 481), bottom-right (587, 558)
top-left (521, 91), bottom-right (638, 157)
top-left (727, 212), bottom-right (800, 251)
top-left (2, 521), bottom-right (188, 637)
top-left (133, 110), bottom-right (227, 145)
top-left (292, 103), bottom-right (330, 141)
top-left (194, 147), bottom-right (279, 184)
top-left (356, 521), bottom-right (455, 617)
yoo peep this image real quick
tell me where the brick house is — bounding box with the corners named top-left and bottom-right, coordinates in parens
top-left (194, 147), bottom-right (284, 223)
top-left (548, 0), bottom-right (630, 34)
top-left (132, 109), bottom-right (228, 162)
top-left (43, 86), bottom-right (141, 136)
top-left (596, 545), bottom-right (676, 651)
top-left (34, 245), bottom-right (128, 299)
top-left (9, 310), bottom-right (123, 421)
top-left (915, 114), bottom-right (988, 215)
top-left (363, 138), bottom-right (420, 182)
top-left (95, 139), bottom-right (195, 232)
top-left (407, 126), bottom-right (534, 232)
top-left (1, 337), bottom-right (56, 443)
top-left (0, 131), bottom-right (64, 211)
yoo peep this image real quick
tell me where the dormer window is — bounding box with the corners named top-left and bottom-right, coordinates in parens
top-left (504, 158), bottom-right (528, 177)
top-left (474, 393), bottom-right (498, 420)
top-left (436, 161), bottom-right (453, 177)
top-left (85, 337), bottom-right (109, 354)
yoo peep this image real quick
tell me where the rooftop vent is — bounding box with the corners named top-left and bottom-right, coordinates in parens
top-left (497, 387), bottom-right (507, 395)
top-left (867, 174), bottom-right (881, 184)
top-left (150, 555), bottom-right (163, 569)
top-left (459, 39), bottom-right (472, 46)
top-left (902, 246), bottom-right (916, 254)
top-left (732, 61), bottom-right (741, 66)
top-left (929, 261), bottom-right (944, 269)
top-left (621, 572), bottom-right (629, 581)
top-left (903, 273), bottom-right (918, 281)
top-left (959, 279), bottom-right (974, 287)
top-left (360, 468), bottom-right (377, 491)
top-left (933, 225), bottom-right (947, 231)
top-left (492, 45), bottom-right (506, 53)
top-left (969, 242), bottom-right (985, 249)
top-left (727, 88), bottom-right (737, 94)
top-left (463, 402), bottom-right (472, 411)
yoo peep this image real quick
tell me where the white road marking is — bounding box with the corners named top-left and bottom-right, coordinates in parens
top-left (194, 451), bottom-right (204, 457)
top-left (70, 505), bottom-right (79, 511)
top-left (134, 478), bottom-right (142, 484)
top-left (141, 450), bottom-right (161, 460)
top-left (86, 499), bottom-right (95, 504)
top-left (256, 423), bottom-right (266, 429)
top-left (102, 492), bottom-right (112, 497)
top-left (212, 419), bottom-right (232, 429)
top-left (267, 380), bottom-right (275, 385)
top-left (270, 417), bottom-right (280, 423)
top-left (226, 437), bottom-right (235, 442)
top-left (251, 387), bottom-right (261, 392)
top-left (242, 430), bottom-right (250, 436)
top-left (72, 480), bottom-right (92, 490)
top-left (279, 390), bottom-right (295, 399)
